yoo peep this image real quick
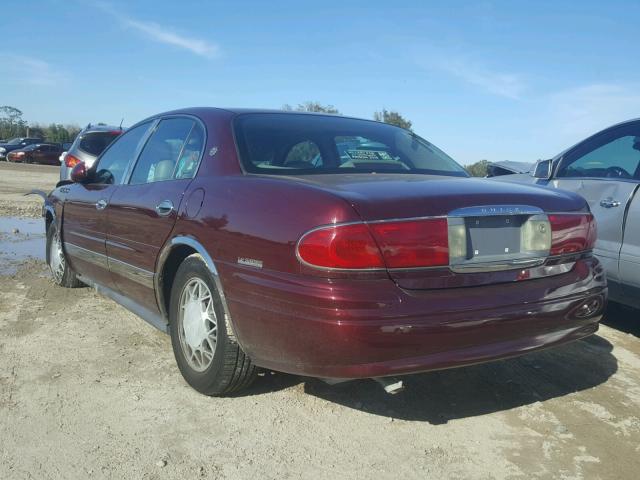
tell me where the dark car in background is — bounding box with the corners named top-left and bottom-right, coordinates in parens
top-left (59, 124), bottom-right (122, 180)
top-left (7, 143), bottom-right (63, 165)
top-left (0, 137), bottom-right (43, 160)
top-left (44, 108), bottom-right (605, 396)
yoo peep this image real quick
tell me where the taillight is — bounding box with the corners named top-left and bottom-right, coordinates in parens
top-left (297, 223), bottom-right (385, 269)
top-left (369, 218), bottom-right (449, 268)
top-left (548, 213), bottom-right (596, 255)
top-left (65, 154), bottom-right (81, 168)
top-left (296, 218), bottom-right (449, 270)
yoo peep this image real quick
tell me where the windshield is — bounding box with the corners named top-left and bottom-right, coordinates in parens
top-left (6, 138), bottom-right (22, 145)
top-left (233, 113), bottom-right (468, 177)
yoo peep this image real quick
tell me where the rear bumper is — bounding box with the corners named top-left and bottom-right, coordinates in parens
top-left (220, 257), bottom-right (607, 378)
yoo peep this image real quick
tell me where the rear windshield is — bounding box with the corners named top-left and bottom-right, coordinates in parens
top-left (78, 131), bottom-right (121, 156)
top-left (233, 113), bottom-right (468, 177)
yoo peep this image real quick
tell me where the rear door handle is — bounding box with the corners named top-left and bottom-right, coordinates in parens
top-left (600, 198), bottom-right (621, 208)
top-left (96, 199), bottom-right (108, 210)
top-left (155, 199), bottom-right (174, 216)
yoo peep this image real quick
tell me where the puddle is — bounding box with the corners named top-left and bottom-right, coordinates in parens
top-left (0, 216), bottom-right (46, 274)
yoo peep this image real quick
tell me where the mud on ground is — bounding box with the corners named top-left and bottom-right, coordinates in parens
top-left (1, 161), bottom-right (639, 479)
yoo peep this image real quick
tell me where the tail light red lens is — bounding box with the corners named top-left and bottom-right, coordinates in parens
top-left (297, 223), bottom-right (385, 269)
top-left (65, 154), bottom-right (81, 168)
top-left (548, 213), bottom-right (596, 255)
top-left (369, 218), bottom-right (449, 268)
top-left (297, 218), bottom-right (449, 270)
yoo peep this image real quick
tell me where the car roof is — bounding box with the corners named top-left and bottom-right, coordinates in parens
top-left (81, 124), bottom-right (124, 134)
top-left (134, 107), bottom-right (391, 130)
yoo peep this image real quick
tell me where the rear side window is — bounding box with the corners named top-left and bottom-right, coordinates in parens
top-left (129, 118), bottom-right (196, 185)
top-left (234, 113), bottom-right (468, 177)
top-left (78, 131), bottom-right (121, 156)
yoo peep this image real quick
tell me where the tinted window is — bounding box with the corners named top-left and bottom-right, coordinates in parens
top-left (558, 126), bottom-right (640, 179)
top-left (234, 113), bottom-right (468, 177)
top-left (79, 131), bottom-right (121, 156)
top-left (129, 118), bottom-right (195, 185)
top-left (93, 123), bottom-right (150, 185)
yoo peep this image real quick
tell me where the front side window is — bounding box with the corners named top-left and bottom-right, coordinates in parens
top-left (234, 113), bottom-right (468, 177)
top-left (93, 122), bottom-right (151, 185)
top-left (557, 126), bottom-right (640, 179)
top-left (129, 118), bottom-right (196, 185)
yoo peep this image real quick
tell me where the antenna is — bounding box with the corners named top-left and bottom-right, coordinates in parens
top-left (119, 118), bottom-right (124, 129)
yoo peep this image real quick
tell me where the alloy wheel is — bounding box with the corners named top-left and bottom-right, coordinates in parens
top-left (178, 277), bottom-right (218, 372)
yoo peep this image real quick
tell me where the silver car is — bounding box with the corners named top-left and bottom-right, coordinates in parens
top-left (59, 124), bottom-right (122, 181)
top-left (492, 119), bottom-right (640, 309)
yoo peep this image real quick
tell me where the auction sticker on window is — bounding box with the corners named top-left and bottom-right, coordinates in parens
top-left (346, 150), bottom-right (393, 161)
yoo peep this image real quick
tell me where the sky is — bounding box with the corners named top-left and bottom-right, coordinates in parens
top-left (2, 0), bottom-right (640, 165)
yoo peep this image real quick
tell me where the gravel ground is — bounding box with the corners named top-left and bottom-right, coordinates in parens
top-left (1, 161), bottom-right (639, 479)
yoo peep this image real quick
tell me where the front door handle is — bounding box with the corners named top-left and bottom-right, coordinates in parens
top-left (600, 198), bottom-right (621, 208)
top-left (96, 199), bottom-right (108, 210)
top-left (155, 199), bottom-right (174, 216)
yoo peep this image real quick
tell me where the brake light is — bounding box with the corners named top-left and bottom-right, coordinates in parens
top-left (65, 154), bottom-right (81, 168)
top-left (369, 218), bottom-right (449, 268)
top-left (297, 218), bottom-right (449, 270)
top-left (297, 223), bottom-right (384, 269)
top-left (548, 213), bottom-right (596, 255)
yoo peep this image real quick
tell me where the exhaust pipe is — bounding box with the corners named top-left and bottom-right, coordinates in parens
top-left (374, 377), bottom-right (404, 395)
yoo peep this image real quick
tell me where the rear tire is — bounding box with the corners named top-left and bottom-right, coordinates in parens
top-left (169, 254), bottom-right (258, 396)
top-left (46, 222), bottom-right (82, 288)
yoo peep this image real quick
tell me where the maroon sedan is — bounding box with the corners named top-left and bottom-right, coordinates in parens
top-left (8, 143), bottom-right (62, 165)
top-left (43, 108), bottom-right (606, 396)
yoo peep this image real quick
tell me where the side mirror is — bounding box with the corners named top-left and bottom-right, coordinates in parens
top-left (70, 162), bottom-right (88, 183)
top-left (532, 159), bottom-right (552, 179)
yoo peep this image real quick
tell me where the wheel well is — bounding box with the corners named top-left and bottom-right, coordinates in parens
top-left (45, 211), bottom-right (53, 232)
top-left (160, 244), bottom-right (197, 318)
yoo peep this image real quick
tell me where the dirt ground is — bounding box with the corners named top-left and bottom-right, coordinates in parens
top-left (1, 162), bottom-right (639, 479)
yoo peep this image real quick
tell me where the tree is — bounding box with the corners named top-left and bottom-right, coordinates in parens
top-left (373, 109), bottom-right (412, 130)
top-left (282, 101), bottom-right (340, 114)
top-left (465, 160), bottom-right (490, 177)
top-left (0, 105), bottom-right (28, 139)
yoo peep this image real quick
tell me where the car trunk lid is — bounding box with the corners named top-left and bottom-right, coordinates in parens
top-left (287, 174), bottom-right (591, 289)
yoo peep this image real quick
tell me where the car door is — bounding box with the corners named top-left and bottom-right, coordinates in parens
top-left (553, 122), bottom-right (640, 287)
top-left (62, 122), bottom-right (153, 289)
top-left (29, 145), bottom-right (44, 163)
top-left (619, 187), bottom-right (640, 307)
top-left (105, 116), bottom-right (205, 313)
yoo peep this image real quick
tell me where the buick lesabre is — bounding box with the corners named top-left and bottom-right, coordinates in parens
top-left (43, 108), bottom-right (607, 395)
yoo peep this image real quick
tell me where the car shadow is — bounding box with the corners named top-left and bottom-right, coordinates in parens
top-left (242, 335), bottom-right (617, 424)
top-left (602, 302), bottom-right (640, 338)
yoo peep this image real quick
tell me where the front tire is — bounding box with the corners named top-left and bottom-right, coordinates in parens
top-left (46, 223), bottom-right (82, 288)
top-left (169, 254), bottom-right (257, 396)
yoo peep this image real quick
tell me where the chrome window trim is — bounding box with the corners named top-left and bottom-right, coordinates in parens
top-left (122, 114), bottom-right (207, 186)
